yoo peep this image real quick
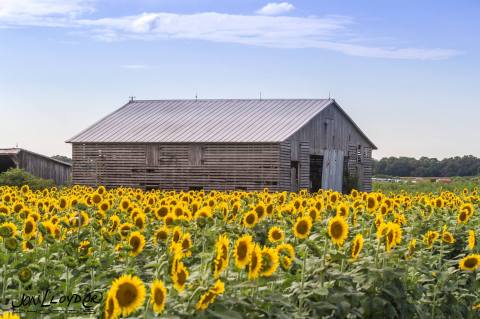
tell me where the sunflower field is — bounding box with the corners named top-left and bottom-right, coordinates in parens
top-left (0, 185), bottom-right (479, 319)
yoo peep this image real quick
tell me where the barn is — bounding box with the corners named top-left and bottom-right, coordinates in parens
top-left (0, 148), bottom-right (72, 185)
top-left (67, 99), bottom-right (376, 192)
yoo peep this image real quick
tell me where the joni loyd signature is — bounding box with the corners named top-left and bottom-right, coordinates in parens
top-left (10, 289), bottom-right (102, 313)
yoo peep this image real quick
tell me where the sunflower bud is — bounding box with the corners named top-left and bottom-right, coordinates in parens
top-left (0, 226), bottom-right (12, 237)
top-left (18, 267), bottom-right (32, 283)
top-left (5, 237), bottom-right (18, 251)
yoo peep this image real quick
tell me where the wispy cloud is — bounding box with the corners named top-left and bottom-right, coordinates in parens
top-left (256, 2), bottom-right (295, 16)
top-left (121, 64), bottom-right (150, 69)
top-left (0, 0), bottom-right (461, 60)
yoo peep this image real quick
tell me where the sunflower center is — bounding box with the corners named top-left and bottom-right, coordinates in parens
top-left (116, 283), bottom-right (138, 307)
top-left (177, 269), bottom-right (187, 285)
top-left (296, 221), bottom-right (308, 235)
top-left (330, 221), bottom-right (344, 239)
top-left (157, 231), bottom-right (167, 241)
top-left (153, 288), bottom-right (165, 305)
top-left (246, 214), bottom-right (255, 225)
top-left (237, 242), bottom-right (248, 260)
top-left (272, 231), bottom-right (281, 240)
top-left (464, 258), bottom-right (478, 268)
top-left (25, 222), bottom-right (33, 234)
top-left (130, 236), bottom-right (141, 251)
top-left (250, 252), bottom-right (258, 270)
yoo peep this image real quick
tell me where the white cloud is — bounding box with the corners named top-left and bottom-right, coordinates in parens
top-left (0, 0), bottom-right (93, 26)
top-left (0, 1), bottom-right (461, 60)
top-left (256, 2), bottom-right (295, 16)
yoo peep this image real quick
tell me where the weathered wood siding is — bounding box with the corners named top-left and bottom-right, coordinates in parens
top-left (286, 103), bottom-right (374, 192)
top-left (72, 143), bottom-right (285, 191)
top-left (17, 151), bottom-right (71, 185)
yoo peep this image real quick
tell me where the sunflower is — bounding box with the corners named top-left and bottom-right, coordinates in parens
top-left (327, 216), bottom-right (349, 247)
top-left (172, 226), bottom-right (183, 244)
top-left (459, 254), bottom-right (480, 271)
top-left (242, 210), bottom-right (258, 228)
top-left (280, 256), bottom-right (293, 270)
top-left (98, 200), bottom-right (110, 213)
top-left (457, 209), bottom-right (470, 224)
top-left (110, 274), bottom-right (146, 317)
top-left (155, 206), bottom-right (170, 220)
top-left (128, 231), bottom-right (146, 256)
top-left (172, 262), bottom-right (189, 292)
top-left (0, 222), bottom-right (18, 238)
top-left (119, 198), bottom-right (131, 212)
top-left (247, 244), bottom-right (263, 280)
top-left (293, 216), bottom-right (312, 240)
top-left (254, 203), bottom-right (266, 220)
top-left (150, 279), bottom-right (167, 314)
top-left (104, 289), bottom-right (120, 319)
top-left (276, 243), bottom-right (295, 270)
top-left (351, 234), bottom-right (364, 260)
top-left (0, 312), bottom-right (20, 319)
top-left (133, 213), bottom-right (146, 230)
top-left (194, 206), bottom-right (213, 219)
top-left (441, 227), bottom-right (455, 244)
top-left (23, 217), bottom-right (36, 238)
top-left (180, 233), bottom-right (192, 257)
top-left (234, 235), bottom-right (253, 269)
top-left (468, 230), bottom-right (476, 250)
top-left (268, 226), bottom-right (285, 243)
top-left (212, 234), bottom-right (229, 278)
top-left (196, 280), bottom-right (225, 311)
top-left (366, 194), bottom-right (378, 212)
top-left (78, 240), bottom-right (92, 256)
top-left (118, 223), bottom-right (133, 238)
top-left (153, 226), bottom-right (169, 245)
top-left (108, 215), bottom-right (120, 233)
top-left (406, 239), bottom-right (416, 259)
top-left (423, 230), bottom-right (439, 248)
top-left (260, 247), bottom-right (279, 277)
top-left (336, 203), bottom-right (349, 218)
top-left (91, 192), bottom-right (102, 205)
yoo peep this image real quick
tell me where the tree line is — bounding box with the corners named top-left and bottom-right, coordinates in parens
top-left (373, 155), bottom-right (480, 177)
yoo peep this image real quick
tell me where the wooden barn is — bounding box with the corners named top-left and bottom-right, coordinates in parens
top-left (0, 148), bottom-right (72, 185)
top-left (67, 99), bottom-right (376, 192)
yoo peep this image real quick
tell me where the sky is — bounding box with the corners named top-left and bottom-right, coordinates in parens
top-left (0, 0), bottom-right (479, 159)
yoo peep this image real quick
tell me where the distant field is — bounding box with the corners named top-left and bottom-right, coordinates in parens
top-left (373, 176), bottom-right (480, 193)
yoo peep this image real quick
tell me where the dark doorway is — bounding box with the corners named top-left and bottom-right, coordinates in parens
top-left (309, 155), bottom-right (324, 192)
top-left (290, 161), bottom-right (299, 192)
top-left (0, 156), bottom-right (16, 173)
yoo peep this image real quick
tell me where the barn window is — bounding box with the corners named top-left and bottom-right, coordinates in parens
top-left (146, 145), bottom-right (159, 166)
top-left (189, 145), bottom-right (204, 166)
top-left (356, 145), bottom-right (362, 163)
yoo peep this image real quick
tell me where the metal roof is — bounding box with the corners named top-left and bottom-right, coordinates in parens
top-left (66, 99), bottom-right (375, 147)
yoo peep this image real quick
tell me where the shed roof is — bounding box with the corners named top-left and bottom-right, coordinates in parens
top-left (67, 99), bottom-right (375, 147)
top-left (0, 148), bottom-right (72, 167)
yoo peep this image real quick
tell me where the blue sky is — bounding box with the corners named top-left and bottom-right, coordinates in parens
top-left (0, 0), bottom-right (479, 159)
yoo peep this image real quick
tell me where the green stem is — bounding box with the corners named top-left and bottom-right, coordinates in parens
top-left (299, 246), bottom-right (308, 314)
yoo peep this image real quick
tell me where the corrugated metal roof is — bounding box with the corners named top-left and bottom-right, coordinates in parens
top-left (67, 99), bottom-right (337, 143)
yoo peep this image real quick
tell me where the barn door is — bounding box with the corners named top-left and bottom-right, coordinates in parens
top-left (321, 150), bottom-right (344, 192)
top-left (309, 155), bottom-right (323, 192)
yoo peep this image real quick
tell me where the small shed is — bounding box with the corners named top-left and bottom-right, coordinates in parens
top-left (0, 148), bottom-right (72, 185)
top-left (67, 99), bottom-right (376, 192)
